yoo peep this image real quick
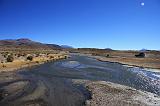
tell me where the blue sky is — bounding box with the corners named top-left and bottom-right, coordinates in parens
top-left (0, 0), bottom-right (160, 50)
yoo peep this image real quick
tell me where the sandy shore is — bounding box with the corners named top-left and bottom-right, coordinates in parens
top-left (72, 79), bottom-right (160, 106)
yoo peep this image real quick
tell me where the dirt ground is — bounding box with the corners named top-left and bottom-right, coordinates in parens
top-left (94, 56), bottom-right (160, 69)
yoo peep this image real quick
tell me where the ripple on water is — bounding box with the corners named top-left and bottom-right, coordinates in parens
top-left (126, 67), bottom-right (160, 95)
top-left (61, 61), bottom-right (86, 68)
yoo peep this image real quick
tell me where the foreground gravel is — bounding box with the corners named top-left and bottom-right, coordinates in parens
top-left (73, 80), bottom-right (160, 106)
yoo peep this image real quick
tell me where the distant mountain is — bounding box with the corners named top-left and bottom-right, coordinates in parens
top-left (61, 45), bottom-right (73, 49)
top-left (0, 38), bottom-right (62, 50)
top-left (140, 48), bottom-right (149, 52)
top-left (104, 48), bottom-right (112, 51)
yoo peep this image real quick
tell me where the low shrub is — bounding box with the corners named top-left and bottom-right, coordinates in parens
top-left (35, 61), bottom-right (39, 63)
top-left (64, 56), bottom-right (67, 59)
top-left (35, 53), bottom-right (40, 57)
top-left (27, 56), bottom-right (33, 61)
top-left (49, 56), bottom-right (54, 59)
top-left (106, 54), bottom-right (110, 57)
top-left (7, 55), bottom-right (14, 62)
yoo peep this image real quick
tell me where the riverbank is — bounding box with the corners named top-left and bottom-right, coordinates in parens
top-left (72, 79), bottom-right (160, 106)
top-left (0, 53), bottom-right (68, 73)
top-left (89, 55), bottom-right (160, 71)
top-left (73, 49), bottom-right (160, 70)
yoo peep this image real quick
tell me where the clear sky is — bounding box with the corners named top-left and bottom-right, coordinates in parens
top-left (0, 0), bottom-right (160, 50)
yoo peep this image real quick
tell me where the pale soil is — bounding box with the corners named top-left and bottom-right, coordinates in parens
top-left (0, 53), bottom-right (68, 73)
top-left (72, 79), bottom-right (160, 106)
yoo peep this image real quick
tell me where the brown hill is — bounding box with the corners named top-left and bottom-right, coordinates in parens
top-left (0, 38), bottom-right (62, 51)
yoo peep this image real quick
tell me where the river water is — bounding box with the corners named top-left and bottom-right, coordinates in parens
top-left (0, 54), bottom-right (160, 106)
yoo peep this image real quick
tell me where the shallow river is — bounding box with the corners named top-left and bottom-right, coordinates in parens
top-left (0, 54), bottom-right (160, 106)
